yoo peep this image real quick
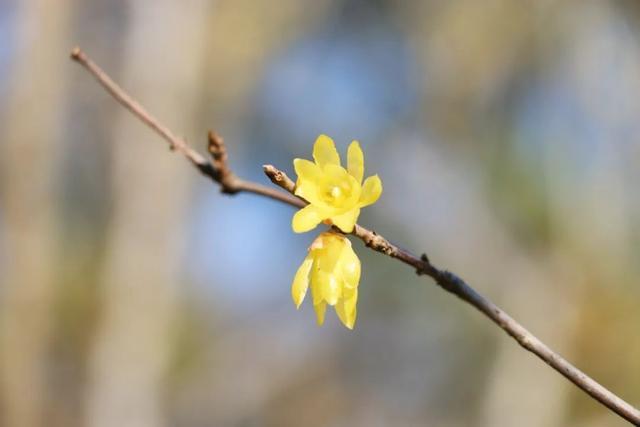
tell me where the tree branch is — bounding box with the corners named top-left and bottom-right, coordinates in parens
top-left (70, 47), bottom-right (302, 208)
top-left (70, 47), bottom-right (640, 426)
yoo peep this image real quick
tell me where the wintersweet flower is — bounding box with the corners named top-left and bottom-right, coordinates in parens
top-left (292, 232), bottom-right (361, 329)
top-left (292, 134), bottom-right (382, 233)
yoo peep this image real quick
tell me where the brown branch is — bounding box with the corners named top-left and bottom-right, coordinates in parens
top-left (70, 47), bottom-right (302, 208)
top-left (70, 47), bottom-right (640, 426)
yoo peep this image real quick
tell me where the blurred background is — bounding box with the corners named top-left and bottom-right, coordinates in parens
top-left (1, 0), bottom-right (639, 426)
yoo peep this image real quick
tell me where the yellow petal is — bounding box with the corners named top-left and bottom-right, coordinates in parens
top-left (340, 245), bottom-right (361, 289)
top-left (309, 233), bottom-right (328, 251)
top-left (313, 134), bottom-right (340, 167)
top-left (347, 140), bottom-right (364, 184)
top-left (294, 159), bottom-right (324, 205)
top-left (322, 163), bottom-right (350, 182)
top-left (314, 301), bottom-right (327, 326)
top-left (295, 182), bottom-right (318, 205)
top-left (343, 288), bottom-right (358, 316)
top-left (347, 306), bottom-right (357, 329)
top-left (311, 267), bottom-right (341, 306)
top-left (342, 285), bottom-right (356, 301)
top-left (359, 175), bottom-right (382, 207)
top-left (291, 256), bottom-right (313, 308)
top-left (335, 289), bottom-right (358, 329)
top-left (294, 158), bottom-right (322, 182)
top-left (292, 205), bottom-right (324, 233)
top-left (345, 289), bottom-right (358, 328)
top-left (322, 273), bottom-right (341, 306)
top-left (314, 233), bottom-right (346, 272)
top-left (335, 300), bottom-right (350, 329)
top-left (330, 208), bottom-right (360, 233)
top-left (310, 267), bottom-right (325, 305)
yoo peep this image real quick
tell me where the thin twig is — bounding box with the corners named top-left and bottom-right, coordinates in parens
top-left (70, 47), bottom-right (640, 426)
top-left (70, 47), bottom-right (302, 208)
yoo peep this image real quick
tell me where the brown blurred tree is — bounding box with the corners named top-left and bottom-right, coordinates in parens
top-left (0, 1), bottom-right (72, 426)
top-left (84, 2), bottom-right (211, 427)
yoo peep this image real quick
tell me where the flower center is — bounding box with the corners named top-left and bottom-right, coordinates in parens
top-left (319, 177), bottom-right (353, 207)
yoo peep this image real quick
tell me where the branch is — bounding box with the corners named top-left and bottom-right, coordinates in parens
top-left (70, 47), bottom-right (640, 426)
top-left (69, 47), bottom-right (302, 208)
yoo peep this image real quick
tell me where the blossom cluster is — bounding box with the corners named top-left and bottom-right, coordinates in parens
top-left (290, 135), bottom-right (382, 329)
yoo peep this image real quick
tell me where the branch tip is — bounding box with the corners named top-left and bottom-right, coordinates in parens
top-left (70, 46), bottom-right (82, 60)
top-left (263, 165), bottom-right (297, 194)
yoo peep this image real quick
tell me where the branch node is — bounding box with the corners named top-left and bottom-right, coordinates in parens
top-left (360, 229), bottom-right (395, 256)
top-left (361, 229), bottom-right (377, 248)
top-left (415, 253), bottom-right (431, 276)
top-left (207, 130), bottom-right (239, 193)
top-left (220, 185), bottom-right (240, 195)
top-left (207, 131), bottom-right (226, 161)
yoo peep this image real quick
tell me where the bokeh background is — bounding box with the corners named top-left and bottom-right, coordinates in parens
top-left (1, 0), bottom-right (639, 426)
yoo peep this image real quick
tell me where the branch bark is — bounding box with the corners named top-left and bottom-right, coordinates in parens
top-left (70, 47), bottom-right (640, 426)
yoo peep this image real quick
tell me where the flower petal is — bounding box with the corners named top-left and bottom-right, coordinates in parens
top-left (314, 301), bottom-right (327, 326)
top-left (294, 159), bottom-right (324, 205)
top-left (322, 273), bottom-right (341, 306)
top-left (310, 267), bottom-right (325, 305)
top-left (335, 300), bottom-right (350, 329)
top-left (335, 289), bottom-right (358, 329)
top-left (314, 233), bottom-right (346, 272)
top-left (313, 134), bottom-right (340, 167)
top-left (322, 163), bottom-right (350, 181)
top-left (343, 288), bottom-right (358, 316)
top-left (294, 182), bottom-right (318, 205)
top-left (311, 267), bottom-right (340, 306)
top-left (340, 245), bottom-right (361, 289)
top-left (330, 208), bottom-right (360, 233)
top-left (294, 158), bottom-right (322, 183)
top-left (359, 175), bottom-right (382, 207)
top-left (347, 140), bottom-right (364, 184)
top-left (347, 306), bottom-right (357, 329)
top-left (291, 255), bottom-right (313, 308)
top-left (292, 205), bottom-right (324, 233)
top-left (344, 289), bottom-right (358, 328)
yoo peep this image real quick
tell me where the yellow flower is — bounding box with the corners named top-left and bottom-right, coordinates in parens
top-left (292, 134), bottom-right (382, 233)
top-left (292, 232), bottom-right (361, 329)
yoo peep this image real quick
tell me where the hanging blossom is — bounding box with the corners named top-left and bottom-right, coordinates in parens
top-left (292, 232), bottom-right (361, 329)
top-left (292, 134), bottom-right (382, 233)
